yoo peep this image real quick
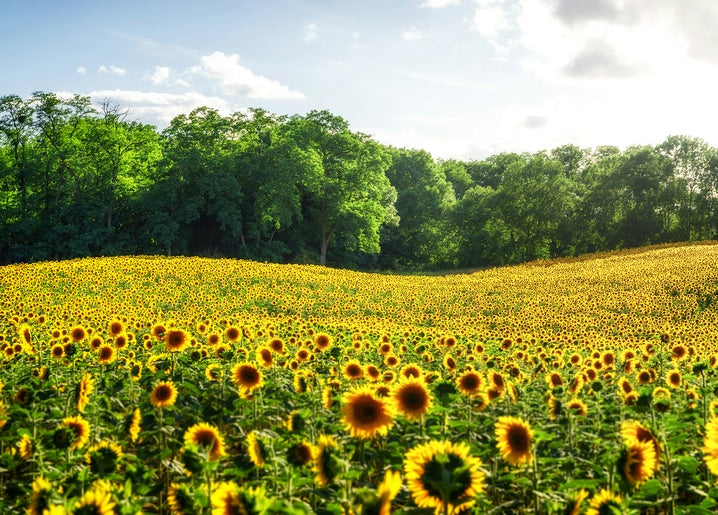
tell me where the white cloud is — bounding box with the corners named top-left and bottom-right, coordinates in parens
top-left (145, 66), bottom-right (190, 87)
top-left (84, 89), bottom-right (232, 126)
top-left (304, 23), bottom-right (319, 42)
top-left (471, 0), bottom-right (513, 40)
top-left (86, 89), bottom-right (231, 126)
top-left (193, 51), bottom-right (305, 99)
top-left (76, 66), bottom-right (86, 75)
top-left (147, 66), bottom-right (171, 84)
top-left (421, 0), bottom-right (460, 7)
top-left (403, 27), bottom-right (423, 41)
top-left (98, 65), bottom-right (127, 76)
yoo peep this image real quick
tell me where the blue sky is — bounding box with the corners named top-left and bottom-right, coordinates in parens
top-left (3, 0), bottom-right (718, 160)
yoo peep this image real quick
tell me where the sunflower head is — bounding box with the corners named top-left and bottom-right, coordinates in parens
top-left (404, 440), bottom-right (484, 514)
top-left (392, 378), bottom-right (433, 421)
top-left (231, 362), bottom-right (264, 394)
top-left (86, 441), bottom-right (123, 476)
top-left (341, 386), bottom-right (395, 439)
top-left (184, 422), bottom-right (226, 461)
top-left (585, 488), bottom-right (623, 515)
top-left (247, 431), bottom-right (268, 468)
top-left (564, 489), bottom-right (589, 515)
top-left (618, 439), bottom-right (658, 488)
top-left (168, 483), bottom-right (197, 515)
top-left (150, 381), bottom-right (178, 409)
top-left (495, 416), bottom-right (533, 467)
top-left (314, 434), bottom-right (342, 486)
top-left (165, 329), bottom-right (189, 352)
top-left (73, 481), bottom-right (116, 515)
top-left (28, 477), bottom-right (54, 515)
top-left (287, 441), bottom-right (315, 467)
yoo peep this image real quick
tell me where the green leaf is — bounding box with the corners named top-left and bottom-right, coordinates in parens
top-left (675, 455), bottom-right (700, 474)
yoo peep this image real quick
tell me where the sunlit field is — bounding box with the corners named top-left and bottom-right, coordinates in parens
top-left (4, 242), bottom-right (718, 514)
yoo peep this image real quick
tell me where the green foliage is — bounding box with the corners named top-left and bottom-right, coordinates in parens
top-left (2, 92), bottom-right (718, 269)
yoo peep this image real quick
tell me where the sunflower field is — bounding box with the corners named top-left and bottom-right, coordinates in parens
top-left (4, 242), bottom-right (718, 514)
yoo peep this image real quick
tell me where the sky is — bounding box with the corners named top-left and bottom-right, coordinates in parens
top-left (2, 0), bottom-right (718, 161)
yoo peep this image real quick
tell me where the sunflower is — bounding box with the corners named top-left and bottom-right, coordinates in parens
top-left (618, 378), bottom-right (633, 398)
top-left (314, 434), bottom-right (341, 486)
top-left (86, 441), bottom-right (123, 475)
top-left (385, 354), bottom-right (400, 368)
top-left (168, 483), bottom-right (196, 515)
top-left (27, 476), bottom-right (54, 515)
top-left (285, 410), bottom-right (306, 432)
top-left (495, 416), bottom-right (533, 466)
top-left (231, 363), bottom-right (264, 394)
top-left (702, 416), bottom-right (718, 476)
top-left (18, 433), bottom-right (32, 460)
top-left (619, 439), bottom-right (658, 488)
top-left (666, 369), bottom-right (682, 388)
top-left (456, 371), bottom-right (483, 397)
top-left (548, 395), bottom-right (562, 421)
top-left (165, 329), bottom-right (189, 352)
top-left (322, 385), bottom-right (335, 409)
top-left (621, 420), bottom-right (661, 461)
top-left (343, 359), bottom-right (364, 380)
top-left (184, 422), bottom-right (226, 461)
top-left (211, 482), bottom-right (263, 515)
top-left (567, 398), bottom-right (587, 417)
top-left (59, 415), bottom-right (91, 450)
top-left (377, 469), bottom-right (402, 515)
top-left (564, 489), bottom-right (589, 515)
top-left (70, 325), bottom-right (87, 343)
top-left (257, 346), bottom-right (274, 368)
top-left (128, 408), bottom-right (141, 442)
top-left (546, 371), bottom-right (563, 389)
top-left (404, 440), bottom-right (484, 514)
top-left (288, 441), bottom-right (315, 467)
top-left (51, 343), bottom-right (65, 359)
top-left (342, 385), bottom-right (394, 439)
top-left (489, 371), bottom-right (505, 392)
top-left (314, 332), bottom-right (333, 351)
top-left (150, 381), bottom-right (178, 409)
top-left (76, 371), bottom-right (95, 413)
top-left (114, 333), bottom-right (128, 349)
top-left (73, 482), bottom-right (116, 515)
top-left (365, 364), bottom-right (382, 381)
top-left (637, 370), bottom-right (652, 385)
top-left (205, 363), bottom-right (222, 381)
top-left (585, 488), bottom-right (623, 515)
top-left (671, 344), bottom-right (687, 361)
top-left (109, 320), bottom-right (125, 337)
top-left (247, 431), bottom-right (267, 468)
top-left (293, 371), bottom-right (312, 394)
top-left (97, 344), bottom-right (115, 365)
top-left (473, 393), bottom-right (490, 412)
top-left (392, 378), bottom-right (433, 421)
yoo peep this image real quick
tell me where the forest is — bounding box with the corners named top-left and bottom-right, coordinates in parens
top-left (1, 91), bottom-right (717, 270)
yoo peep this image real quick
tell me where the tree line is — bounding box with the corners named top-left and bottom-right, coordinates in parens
top-left (2, 92), bottom-right (717, 269)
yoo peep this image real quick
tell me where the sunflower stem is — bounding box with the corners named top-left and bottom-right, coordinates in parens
top-left (531, 452), bottom-right (540, 514)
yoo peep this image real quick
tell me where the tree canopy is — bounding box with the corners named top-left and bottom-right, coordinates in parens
top-left (2, 92), bottom-right (718, 269)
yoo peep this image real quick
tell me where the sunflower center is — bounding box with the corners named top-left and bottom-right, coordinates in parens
top-left (461, 375), bottom-right (479, 390)
top-left (155, 386), bottom-right (171, 401)
top-left (401, 387), bottom-right (426, 410)
top-left (354, 397), bottom-right (380, 424)
top-left (507, 426), bottom-right (530, 453)
top-left (241, 368), bottom-right (259, 384)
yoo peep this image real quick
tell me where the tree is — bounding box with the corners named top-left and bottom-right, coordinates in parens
top-left (494, 152), bottom-right (572, 262)
top-left (382, 148), bottom-right (455, 269)
top-left (291, 110), bottom-right (397, 265)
